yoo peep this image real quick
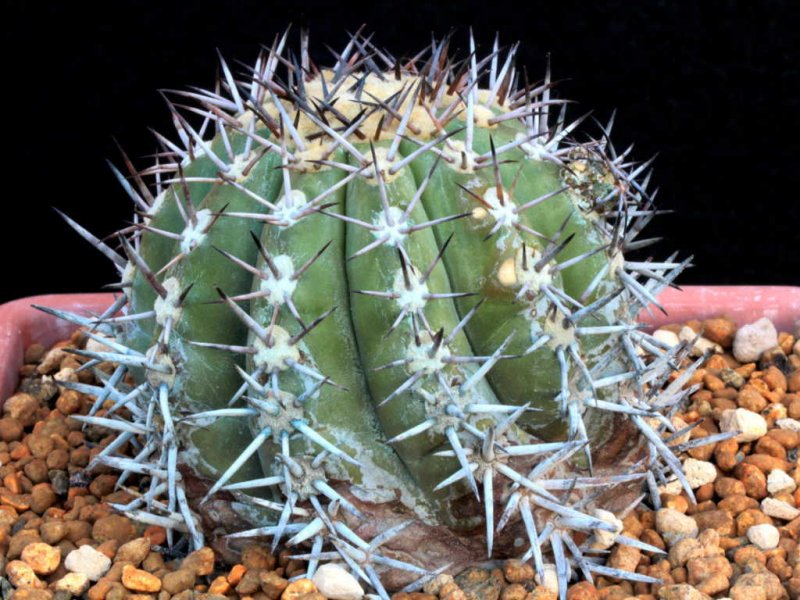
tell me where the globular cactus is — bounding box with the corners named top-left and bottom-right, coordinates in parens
top-left (45, 29), bottom-right (724, 599)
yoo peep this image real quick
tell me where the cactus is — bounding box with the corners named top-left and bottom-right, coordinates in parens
top-left (44, 29), bottom-right (725, 599)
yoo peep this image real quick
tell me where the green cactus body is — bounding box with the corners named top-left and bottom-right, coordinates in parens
top-left (55, 32), bottom-right (701, 599)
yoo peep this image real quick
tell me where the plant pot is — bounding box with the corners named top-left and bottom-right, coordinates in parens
top-left (2, 287), bottom-right (800, 405)
top-left (0, 293), bottom-right (116, 403)
top-left (0, 285), bottom-right (798, 583)
top-left (636, 285), bottom-right (800, 333)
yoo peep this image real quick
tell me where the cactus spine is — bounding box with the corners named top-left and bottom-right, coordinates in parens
top-left (47, 30), bottom-right (721, 600)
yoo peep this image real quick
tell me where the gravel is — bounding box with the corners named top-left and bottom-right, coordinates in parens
top-left (720, 408), bottom-right (768, 442)
top-left (312, 564), bottom-right (365, 600)
top-left (0, 314), bottom-right (798, 600)
top-left (733, 317), bottom-right (779, 363)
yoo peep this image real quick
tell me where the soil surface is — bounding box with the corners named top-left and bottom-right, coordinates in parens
top-left (0, 314), bottom-right (799, 600)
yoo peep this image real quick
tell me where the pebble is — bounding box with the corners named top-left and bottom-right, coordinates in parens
top-left (48, 470), bottom-right (68, 496)
top-left (64, 545), bottom-right (112, 581)
top-left (8, 531), bottom-right (41, 560)
top-left (283, 579), bottom-right (323, 600)
top-left (259, 571), bottom-right (289, 599)
top-left (776, 418), bottom-right (800, 432)
top-left (607, 544), bottom-right (640, 572)
top-left (687, 555), bottom-right (731, 588)
top-left (679, 326), bottom-right (723, 356)
top-left (656, 508), bottom-right (700, 546)
top-left (534, 564), bottom-right (559, 594)
top-left (654, 329), bottom-right (681, 348)
top-left (668, 538), bottom-right (704, 568)
top-left (53, 573), bottom-right (90, 596)
top-left (720, 408), bottom-right (767, 442)
top-left (161, 569), bottom-right (195, 595)
top-left (208, 575), bottom-right (232, 595)
top-left (181, 546), bottom-right (215, 576)
top-left (659, 478), bottom-right (684, 496)
top-left (121, 564), bottom-right (162, 593)
top-left (115, 537), bottom-right (151, 566)
top-left (0, 418), bottom-right (24, 442)
top-left (235, 570), bottom-right (262, 596)
top-left (683, 459), bottom-right (717, 489)
top-left (503, 560), bottom-right (535, 584)
top-left (424, 574), bottom-right (455, 596)
top-left (761, 497), bottom-right (800, 520)
top-left (566, 582), bottom-right (598, 600)
top-left (733, 317), bottom-right (778, 362)
top-left (20, 543), bottom-right (60, 575)
top-left (589, 508), bottom-right (623, 550)
top-left (240, 544), bottom-right (275, 571)
top-left (703, 317), bottom-right (737, 347)
top-left (3, 394), bottom-right (40, 427)
top-left (91, 514), bottom-right (136, 545)
top-left (455, 566), bottom-right (504, 600)
top-left (6, 560), bottom-right (45, 589)
top-left (657, 584), bottom-right (711, 600)
top-left (730, 568), bottom-right (785, 600)
top-left (691, 509), bottom-right (734, 536)
top-left (746, 523), bottom-right (780, 550)
top-left (766, 469), bottom-right (796, 494)
top-left (720, 368), bottom-right (746, 389)
top-left (502, 583), bottom-right (529, 600)
top-left (312, 563), bottom-right (364, 600)
top-left (84, 335), bottom-right (115, 355)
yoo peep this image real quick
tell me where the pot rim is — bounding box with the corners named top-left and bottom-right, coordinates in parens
top-left (1, 285), bottom-right (799, 402)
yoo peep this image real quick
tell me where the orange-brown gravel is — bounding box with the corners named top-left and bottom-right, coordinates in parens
top-left (0, 314), bottom-right (798, 600)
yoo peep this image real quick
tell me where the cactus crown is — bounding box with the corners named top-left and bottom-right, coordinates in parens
top-left (46, 28), bottom-right (717, 600)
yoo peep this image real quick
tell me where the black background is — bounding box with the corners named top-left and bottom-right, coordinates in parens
top-left (2, 0), bottom-right (798, 304)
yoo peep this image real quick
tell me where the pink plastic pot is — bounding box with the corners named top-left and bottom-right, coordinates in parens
top-left (1, 287), bottom-right (799, 403)
top-left (0, 293), bottom-right (116, 403)
top-left (636, 286), bottom-right (800, 332)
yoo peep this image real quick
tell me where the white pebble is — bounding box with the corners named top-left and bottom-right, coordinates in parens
top-left (54, 367), bottom-right (78, 383)
top-left (682, 458), bottom-right (717, 489)
top-left (658, 479), bottom-right (684, 496)
top-left (84, 334), bottom-right (115, 355)
top-left (677, 326), bottom-right (698, 344)
top-left (64, 545), bottom-right (111, 582)
top-left (656, 508), bottom-right (699, 546)
top-left (747, 523), bottom-right (780, 550)
top-left (777, 418), bottom-right (800, 432)
top-left (733, 317), bottom-right (778, 363)
top-left (720, 408), bottom-right (767, 442)
top-left (535, 564), bottom-right (559, 594)
top-left (770, 404), bottom-right (789, 421)
top-left (590, 508), bottom-right (623, 550)
top-left (761, 497), bottom-right (800, 520)
top-left (654, 329), bottom-right (680, 348)
top-left (694, 337), bottom-right (723, 355)
top-left (767, 469), bottom-right (797, 495)
top-left (54, 572), bottom-right (91, 596)
top-left (312, 563), bottom-right (365, 600)
top-left (678, 326), bottom-right (723, 356)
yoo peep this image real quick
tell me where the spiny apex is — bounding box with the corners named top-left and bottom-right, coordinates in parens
top-left (46, 28), bottom-right (719, 600)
